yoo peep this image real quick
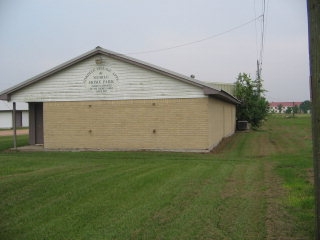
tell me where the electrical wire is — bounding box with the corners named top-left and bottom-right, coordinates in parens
top-left (127, 14), bottom-right (264, 55)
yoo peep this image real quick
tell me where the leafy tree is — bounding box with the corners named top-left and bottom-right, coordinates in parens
top-left (234, 73), bottom-right (269, 129)
top-left (277, 104), bottom-right (283, 113)
top-left (300, 100), bottom-right (311, 114)
top-left (292, 105), bottom-right (299, 114)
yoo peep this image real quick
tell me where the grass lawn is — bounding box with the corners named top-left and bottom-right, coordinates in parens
top-left (0, 115), bottom-right (314, 239)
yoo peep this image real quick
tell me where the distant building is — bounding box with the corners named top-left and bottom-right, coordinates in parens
top-left (0, 101), bottom-right (29, 129)
top-left (269, 102), bottom-right (302, 113)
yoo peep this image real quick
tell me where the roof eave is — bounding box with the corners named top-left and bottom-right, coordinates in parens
top-left (203, 87), bottom-right (240, 105)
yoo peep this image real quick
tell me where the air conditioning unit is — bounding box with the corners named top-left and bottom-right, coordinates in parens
top-left (237, 121), bottom-right (249, 131)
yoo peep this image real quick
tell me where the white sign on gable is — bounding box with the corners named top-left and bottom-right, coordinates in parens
top-left (83, 66), bottom-right (119, 93)
top-left (9, 55), bottom-right (206, 102)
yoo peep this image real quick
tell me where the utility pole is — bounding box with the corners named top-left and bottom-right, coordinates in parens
top-left (12, 102), bottom-right (17, 150)
top-left (307, 0), bottom-right (320, 239)
top-left (256, 60), bottom-right (262, 95)
top-left (255, 60), bottom-right (263, 96)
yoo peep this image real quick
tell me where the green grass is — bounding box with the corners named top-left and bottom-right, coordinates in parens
top-left (0, 135), bottom-right (28, 152)
top-left (267, 116), bottom-right (314, 236)
top-left (0, 115), bottom-right (314, 239)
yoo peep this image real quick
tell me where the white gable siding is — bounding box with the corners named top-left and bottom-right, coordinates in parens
top-left (10, 54), bottom-right (205, 102)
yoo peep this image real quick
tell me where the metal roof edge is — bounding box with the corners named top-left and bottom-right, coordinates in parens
top-left (203, 87), bottom-right (240, 105)
top-left (220, 90), bottom-right (240, 104)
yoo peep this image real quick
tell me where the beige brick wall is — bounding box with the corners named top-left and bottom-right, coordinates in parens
top-left (43, 98), bottom-right (211, 151)
top-left (223, 101), bottom-right (236, 137)
top-left (208, 98), bottom-right (236, 150)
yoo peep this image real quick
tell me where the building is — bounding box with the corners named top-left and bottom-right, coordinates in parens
top-left (269, 102), bottom-right (302, 113)
top-left (0, 101), bottom-right (29, 129)
top-left (0, 47), bottom-right (239, 152)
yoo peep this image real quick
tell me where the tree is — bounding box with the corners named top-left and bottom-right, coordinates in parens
top-left (300, 100), bottom-right (311, 114)
top-left (285, 107), bottom-right (292, 114)
top-left (234, 73), bottom-right (269, 129)
top-left (292, 105), bottom-right (299, 114)
top-left (277, 104), bottom-right (283, 113)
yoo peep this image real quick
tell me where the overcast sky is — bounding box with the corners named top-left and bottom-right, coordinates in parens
top-left (0, 0), bottom-right (309, 102)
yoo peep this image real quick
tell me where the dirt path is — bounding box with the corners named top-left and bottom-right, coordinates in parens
top-left (0, 129), bottom-right (29, 136)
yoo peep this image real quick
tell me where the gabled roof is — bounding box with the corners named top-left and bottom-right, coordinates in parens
top-left (0, 46), bottom-right (239, 104)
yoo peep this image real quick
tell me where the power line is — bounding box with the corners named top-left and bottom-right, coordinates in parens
top-left (127, 15), bottom-right (263, 55)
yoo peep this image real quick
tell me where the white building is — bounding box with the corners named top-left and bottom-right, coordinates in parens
top-left (0, 47), bottom-right (239, 151)
top-left (0, 101), bottom-right (29, 129)
top-left (269, 102), bottom-right (302, 113)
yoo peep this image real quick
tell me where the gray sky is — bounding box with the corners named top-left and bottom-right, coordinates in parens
top-left (0, 0), bottom-right (309, 102)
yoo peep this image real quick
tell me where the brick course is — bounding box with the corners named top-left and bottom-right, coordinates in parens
top-left (43, 98), bottom-right (235, 151)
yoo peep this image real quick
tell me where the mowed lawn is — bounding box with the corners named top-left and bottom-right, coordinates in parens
top-left (0, 115), bottom-right (314, 239)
